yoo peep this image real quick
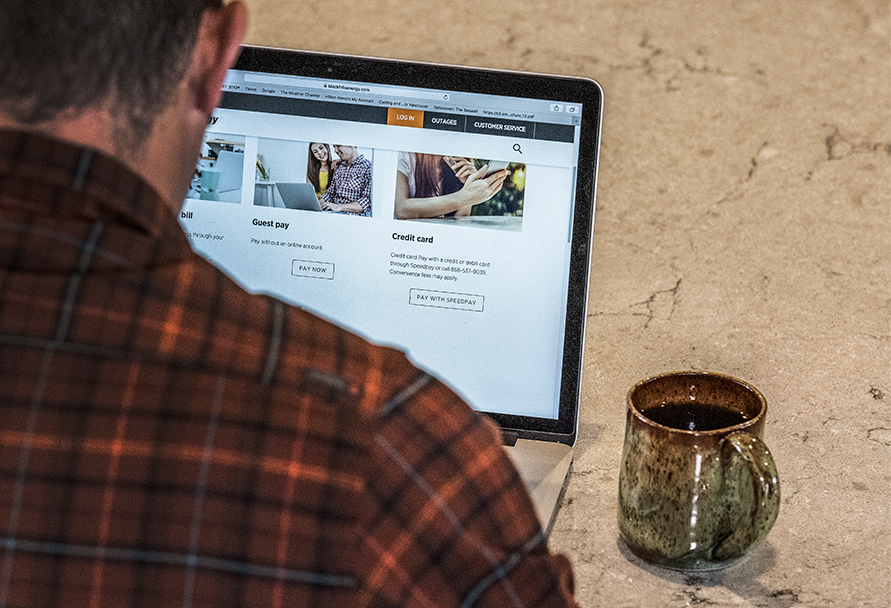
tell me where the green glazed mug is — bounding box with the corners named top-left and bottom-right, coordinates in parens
top-left (618, 371), bottom-right (780, 571)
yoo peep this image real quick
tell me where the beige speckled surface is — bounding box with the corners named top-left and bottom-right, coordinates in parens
top-left (241, 1), bottom-right (891, 605)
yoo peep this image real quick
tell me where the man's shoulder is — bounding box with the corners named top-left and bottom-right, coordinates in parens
top-left (276, 304), bottom-right (450, 417)
top-left (263, 290), bottom-right (483, 429)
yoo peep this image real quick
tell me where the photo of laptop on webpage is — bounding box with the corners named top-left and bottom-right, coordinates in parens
top-left (181, 47), bottom-right (602, 458)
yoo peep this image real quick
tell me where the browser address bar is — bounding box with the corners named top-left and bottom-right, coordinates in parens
top-left (242, 73), bottom-right (450, 102)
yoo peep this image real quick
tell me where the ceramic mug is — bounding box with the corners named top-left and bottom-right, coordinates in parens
top-left (618, 371), bottom-right (780, 571)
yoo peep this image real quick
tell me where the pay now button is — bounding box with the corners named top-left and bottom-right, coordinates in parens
top-left (292, 259), bottom-right (335, 280)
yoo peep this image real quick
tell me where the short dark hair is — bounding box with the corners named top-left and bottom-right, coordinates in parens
top-left (0, 0), bottom-right (223, 142)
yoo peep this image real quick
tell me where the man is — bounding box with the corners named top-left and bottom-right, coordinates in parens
top-left (319, 144), bottom-right (373, 216)
top-left (0, 2), bottom-right (578, 607)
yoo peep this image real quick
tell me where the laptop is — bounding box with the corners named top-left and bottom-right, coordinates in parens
top-left (276, 182), bottom-right (323, 211)
top-left (182, 45), bottom-right (603, 533)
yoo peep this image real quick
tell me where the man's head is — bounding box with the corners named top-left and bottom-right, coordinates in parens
top-left (2, 1), bottom-right (223, 144)
top-left (0, 0), bottom-right (247, 206)
top-left (333, 145), bottom-right (357, 163)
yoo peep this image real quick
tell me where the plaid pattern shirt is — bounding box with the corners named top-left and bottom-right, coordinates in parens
top-left (319, 154), bottom-right (372, 216)
top-left (0, 130), bottom-right (577, 608)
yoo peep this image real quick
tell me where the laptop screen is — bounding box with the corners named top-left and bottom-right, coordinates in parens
top-left (181, 46), bottom-right (602, 443)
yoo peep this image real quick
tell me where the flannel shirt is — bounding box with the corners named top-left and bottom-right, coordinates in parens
top-left (0, 129), bottom-right (577, 608)
top-left (319, 154), bottom-right (372, 216)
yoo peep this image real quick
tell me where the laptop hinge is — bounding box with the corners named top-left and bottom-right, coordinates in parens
top-left (501, 430), bottom-right (518, 447)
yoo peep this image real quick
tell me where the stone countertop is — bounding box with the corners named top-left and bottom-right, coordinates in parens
top-left (242, 1), bottom-right (890, 605)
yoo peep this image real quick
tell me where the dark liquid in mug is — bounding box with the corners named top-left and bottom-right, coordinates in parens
top-left (642, 402), bottom-right (749, 432)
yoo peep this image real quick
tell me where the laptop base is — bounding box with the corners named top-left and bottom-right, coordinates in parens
top-left (504, 439), bottom-right (573, 534)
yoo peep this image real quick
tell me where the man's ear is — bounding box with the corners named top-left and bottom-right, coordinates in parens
top-left (189, 1), bottom-right (249, 116)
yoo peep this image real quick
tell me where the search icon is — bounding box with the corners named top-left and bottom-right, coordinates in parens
top-left (513, 143), bottom-right (523, 154)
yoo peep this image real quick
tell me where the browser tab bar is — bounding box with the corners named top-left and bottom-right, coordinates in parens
top-left (241, 73), bottom-right (451, 103)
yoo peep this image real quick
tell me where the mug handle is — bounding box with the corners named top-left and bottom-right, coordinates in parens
top-left (713, 431), bottom-right (781, 562)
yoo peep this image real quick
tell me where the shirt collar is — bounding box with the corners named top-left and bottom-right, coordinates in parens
top-left (0, 128), bottom-right (193, 270)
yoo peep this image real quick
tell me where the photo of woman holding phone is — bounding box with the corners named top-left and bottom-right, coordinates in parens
top-left (394, 152), bottom-right (509, 220)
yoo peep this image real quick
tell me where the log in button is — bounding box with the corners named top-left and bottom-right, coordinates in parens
top-left (387, 108), bottom-right (424, 128)
top-left (409, 289), bottom-right (484, 312)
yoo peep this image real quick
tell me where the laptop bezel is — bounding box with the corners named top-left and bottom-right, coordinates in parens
top-left (230, 46), bottom-right (603, 446)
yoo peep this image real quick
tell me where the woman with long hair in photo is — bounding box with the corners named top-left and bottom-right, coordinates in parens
top-left (394, 152), bottom-right (508, 219)
top-left (307, 142), bottom-right (336, 197)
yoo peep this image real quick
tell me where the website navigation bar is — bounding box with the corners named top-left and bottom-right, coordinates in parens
top-left (220, 90), bottom-right (575, 143)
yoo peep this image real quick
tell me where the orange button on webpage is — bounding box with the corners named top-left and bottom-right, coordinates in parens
top-left (388, 108), bottom-right (424, 128)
